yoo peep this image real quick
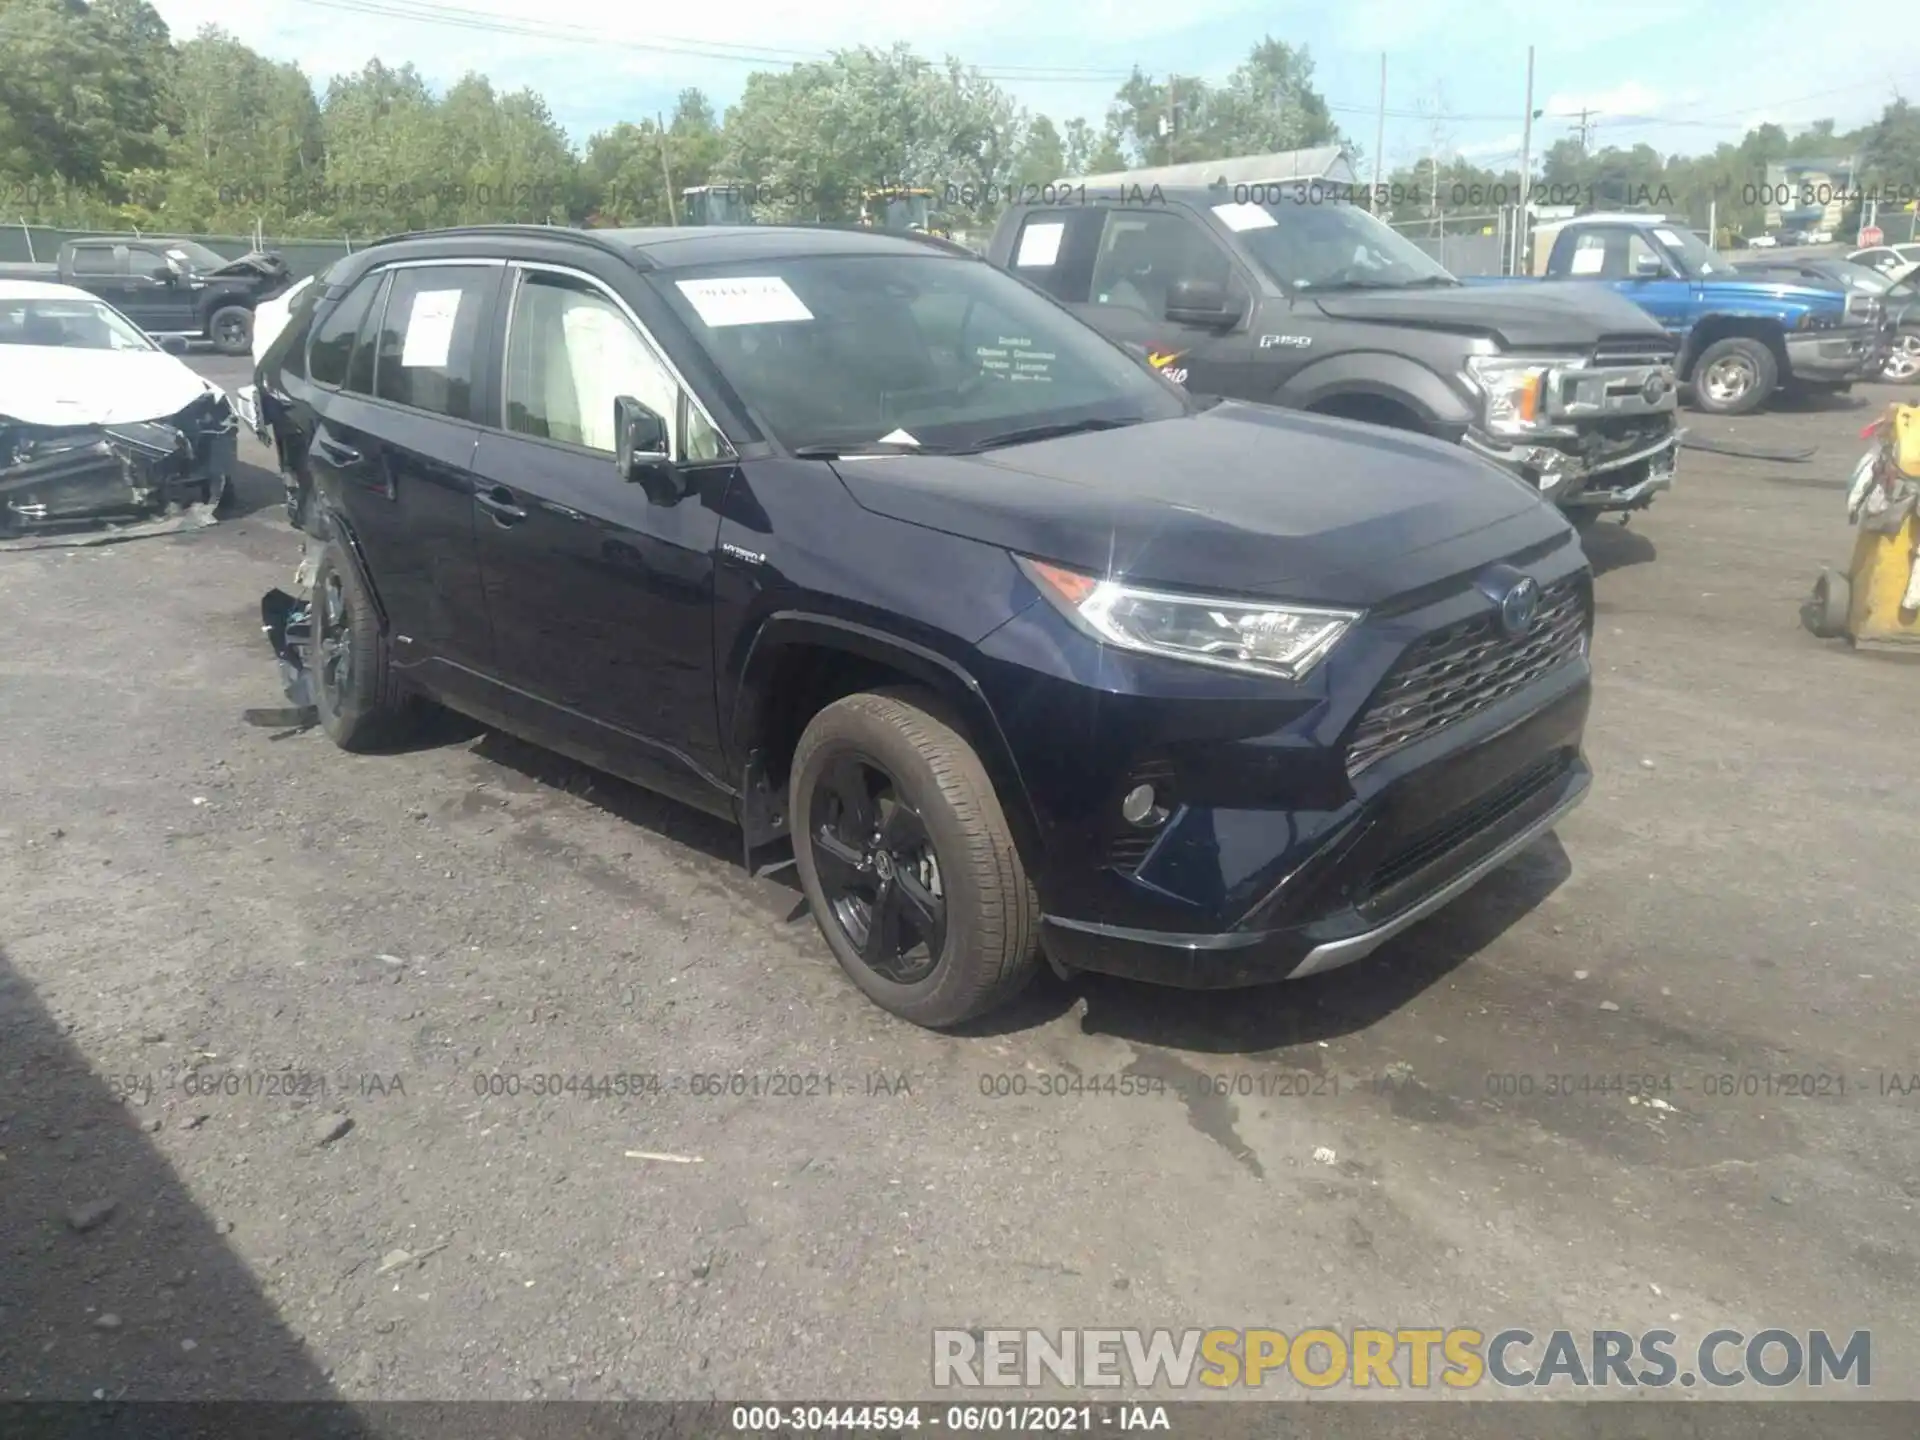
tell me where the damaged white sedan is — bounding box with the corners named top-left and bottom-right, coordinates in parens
top-left (0, 280), bottom-right (237, 537)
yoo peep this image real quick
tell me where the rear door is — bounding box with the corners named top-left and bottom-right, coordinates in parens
top-left (303, 261), bottom-right (500, 685)
top-left (466, 261), bottom-right (732, 797)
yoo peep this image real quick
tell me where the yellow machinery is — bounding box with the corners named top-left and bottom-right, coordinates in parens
top-left (1804, 404), bottom-right (1920, 652)
top-left (859, 187), bottom-right (947, 236)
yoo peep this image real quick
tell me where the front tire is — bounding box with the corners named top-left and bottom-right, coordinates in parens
top-left (1884, 328), bottom-right (1920, 382)
top-left (791, 689), bottom-right (1040, 1028)
top-left (310, 539), bottom-right (421, 751)
top-left (1690, 337), bottom-right (1778, 415)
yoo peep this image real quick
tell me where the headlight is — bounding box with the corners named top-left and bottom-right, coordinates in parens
top-left (1017, 557), bottom-right (1360, 681)
top-left (1463, 355), bottom-right (1565, 435)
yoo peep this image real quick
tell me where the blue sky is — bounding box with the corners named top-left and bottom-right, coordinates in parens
top-left (149, 0), bottom-right (1917, 185)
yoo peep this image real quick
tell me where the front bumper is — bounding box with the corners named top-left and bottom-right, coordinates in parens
top-left (1464, 427), bottom-right (1678, 513)
top-left (1033, 650), bottom-right (1593, 989)
top-left (0, 401), bottom-right (235, 533)
top-left (1786, 327), bottom-right (1877, 382)
top-left (1043, 749), bottom-right (1590, 986)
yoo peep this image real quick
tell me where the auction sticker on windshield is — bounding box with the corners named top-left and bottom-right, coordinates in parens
top-left (1211, 202), bottom-right (1279, 232)
top-left (675, 277), bottom-right (813, 327)
top-left (976, 335), bottom-right (1056, 383)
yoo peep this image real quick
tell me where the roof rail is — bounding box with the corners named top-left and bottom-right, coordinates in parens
top-left (363, 222), bottom-right (645, 267)
top-left (786, 222), bottom-right (981, 259)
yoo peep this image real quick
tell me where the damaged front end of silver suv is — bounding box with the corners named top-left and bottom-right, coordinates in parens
top-left (0, 390), bottom-right (238, 539)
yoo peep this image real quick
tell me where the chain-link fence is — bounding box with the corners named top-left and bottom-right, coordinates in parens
top-left (1389, 210), bottom-right (1514, 277)
top-left (0, 223), bottom-right (356, 281)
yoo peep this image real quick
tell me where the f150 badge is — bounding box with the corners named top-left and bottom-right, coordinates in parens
top-left (1147, 349), bottom-right (1189, 385)
top-left (1259, 334), bottom-right (1312, 348)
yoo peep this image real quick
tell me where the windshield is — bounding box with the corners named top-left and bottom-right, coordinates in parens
top-left (161, 240), bottom-right (228, 272)
top-left (1650, 225), bottom-right (1739, 279)
top-left (1825, 262), bottom-right (1891, 293)
top-left (0, 296), bottom-right (155, 351)
top-left (1214, 196), bottom-right (1457, 291)
top-left (653, 253), bottom-right (1188, 453)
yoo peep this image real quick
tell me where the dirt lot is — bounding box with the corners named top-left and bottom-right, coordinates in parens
top-left (2, 363), bottom-right (1916, 1416)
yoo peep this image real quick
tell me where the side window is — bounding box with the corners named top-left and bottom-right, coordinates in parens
top-left (1007, 210), bottom-right (1103, 303)
top-left (502, 270), bottom-right (680, 456)
top-left (345, 271), bottom-right (388, 396)
top-left (1089, 211), bottom-right (1235, 318)
top-left (1626, 232), bottom-right (1663, 277)
top-left (69, 246), bottom-right (119, 277)
top-left (374, 266), bottom-right (493, 420)
top-left (127, 246), bottom-right (169, 280)
top-left (1566, 232), bottom-right (1608, 276)
top-left (308, 272), bottom-right (383, 389)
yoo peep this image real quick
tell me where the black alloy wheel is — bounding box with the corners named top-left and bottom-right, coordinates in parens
top-left (807, 753), bottom-right (948, 984)
top-left (316, 568), bottom-right (355, 714)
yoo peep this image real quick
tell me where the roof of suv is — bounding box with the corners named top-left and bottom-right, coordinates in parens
top-left (363, 222), bottom-right (969, 272)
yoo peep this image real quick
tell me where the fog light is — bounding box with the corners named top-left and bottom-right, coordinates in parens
top-left (1121, 784), bottom-right (1158, 826)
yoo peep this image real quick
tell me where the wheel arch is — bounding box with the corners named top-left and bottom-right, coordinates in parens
top-left (1278, 353), bottom-right (1475, 435)
top-left (728, 613), bottom-right (1044, 866)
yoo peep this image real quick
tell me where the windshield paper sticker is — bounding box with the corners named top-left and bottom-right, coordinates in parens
top-left (1568, 246), bottom-right (1606, 276)
top-left (1211, 202), bottom-right (1278, 232)
top-left (976, 336), bottom-right (1056, 383)
top-left (1651, 228), bottom-right (1683, 247)
top-left (1015, 222), bottom-right (1064, 267)
top-left (675, 277), bottom-right (813, 328)
top-left (401, 289), bottom-right (463, 368)
top-left (877, 429), bottom-right (919, 446)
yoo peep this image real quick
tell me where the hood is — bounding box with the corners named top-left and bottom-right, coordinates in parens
top-left (0, 345), bottom-right (219, 427)
top-left (828, 401), bottom-right (1568, 609)
top-left (1310, 281), bottom-right (1667, 347)
top-left (1699, 278), bottom-right (1848, 313)
top-left (207, 249), bottom-right (290, 281)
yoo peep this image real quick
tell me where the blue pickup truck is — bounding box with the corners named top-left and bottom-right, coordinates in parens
top-left (1479, 214), bottom-right (1883, 414)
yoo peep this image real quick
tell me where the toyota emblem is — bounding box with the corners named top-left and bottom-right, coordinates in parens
top-left (1500, 577), bottom-right (1541, 637)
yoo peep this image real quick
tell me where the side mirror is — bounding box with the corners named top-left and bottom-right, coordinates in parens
top-left (1165, 277), bottom-right (1245, 329)
top-left (614, 395), bottom-right (677, 501)
top-left (1631, 253), bottom-right (1667, 279)
top-left (157, 334), bottom-right (188, 355)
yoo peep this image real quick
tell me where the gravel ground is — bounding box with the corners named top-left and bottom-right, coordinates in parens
top-left (1, 363), bottom-right (1916, 1414)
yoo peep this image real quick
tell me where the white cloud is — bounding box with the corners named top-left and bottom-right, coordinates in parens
top-left (1542, 81), bottom-right (1662, 122)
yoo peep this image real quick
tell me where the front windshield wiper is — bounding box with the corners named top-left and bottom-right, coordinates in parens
top-left (790, 441), bottom-right (949, 459)
top-left (955, 417), bottom-right (1143, 453)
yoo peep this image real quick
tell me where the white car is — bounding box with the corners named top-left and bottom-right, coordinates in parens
top-left (1849, 243), bottom-right (1920, 275)
top-left (0, 279), bottom-right (237, 534)
top-left (235, 272), bottom-right (316, 439)
top-left (1746, 233), bottom-right (1778, 248)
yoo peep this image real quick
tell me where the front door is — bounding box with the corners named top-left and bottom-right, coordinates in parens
top-left (468, 264), bottom-right (731, 796)
top-left (122, 244), bottom-right (197, 334)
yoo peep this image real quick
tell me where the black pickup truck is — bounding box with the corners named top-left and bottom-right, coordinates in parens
top-left (0, 237), bottom-right (292, 355)
top-left (986, 184), bottom-right (1681, 523)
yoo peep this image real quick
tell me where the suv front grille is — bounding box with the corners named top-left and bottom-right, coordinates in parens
top-left (1592, 333), bottom-right (1676, 368)
top-left (1346, 578), bottom-right (1588, 779)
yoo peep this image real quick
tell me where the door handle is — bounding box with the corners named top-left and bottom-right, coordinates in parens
top-left (475, 486), bottom-right (527, 523)
top-left (312, 436), bottom-right (362, 467)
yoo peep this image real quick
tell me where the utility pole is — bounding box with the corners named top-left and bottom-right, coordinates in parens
top-left (1372, 53), bottom-right (1386, 212)
top-left (1574, 108), bottom-right (1594, 154)
top-left (1515, 45), bottom-right (1535, 275)
top-left (657, 113), bottom-right (678, 225)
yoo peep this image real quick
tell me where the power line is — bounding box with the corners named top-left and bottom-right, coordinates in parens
top-left (287, 0), bottom-right (1137, 81)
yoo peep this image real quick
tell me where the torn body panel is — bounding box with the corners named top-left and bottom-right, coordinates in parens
top-left (0, 393), bottom-right (236, 535)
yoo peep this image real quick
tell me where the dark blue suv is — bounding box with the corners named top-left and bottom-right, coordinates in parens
top-left (255, 223), bottom-right (1593, 1027)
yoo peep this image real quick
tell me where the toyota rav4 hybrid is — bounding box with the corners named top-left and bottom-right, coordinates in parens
top-left (254, 223), bottom-right (1595, 1028)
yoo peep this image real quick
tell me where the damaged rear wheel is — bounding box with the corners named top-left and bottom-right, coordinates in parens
top-left (311, 539), bottom-right (423, 751)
